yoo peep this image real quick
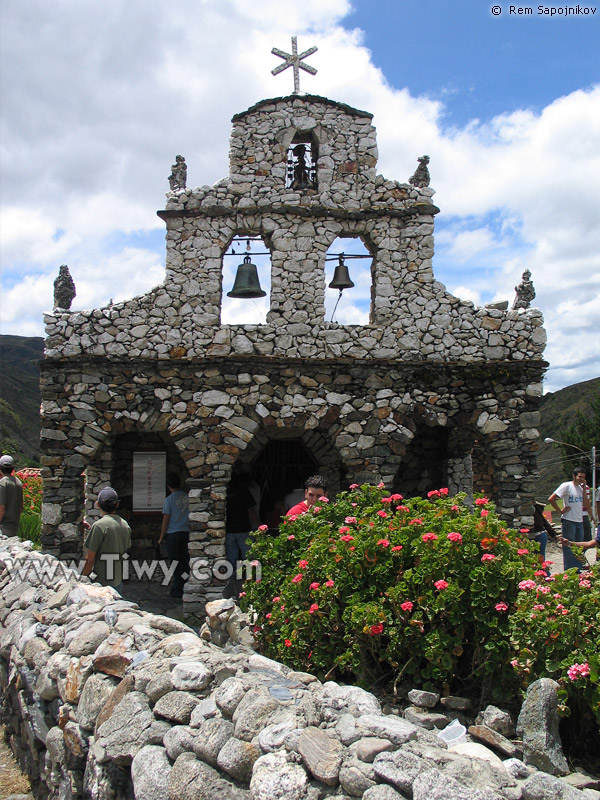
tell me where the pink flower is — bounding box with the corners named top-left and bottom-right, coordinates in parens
top-left (519, 528), bottom-right (530, 534)
top-left (451, 505), bottom-right (459, 512)
top-left (265, 612), bottom-right (272, 619)
top-left (272, 596), bottom-right (280, 602)
top-left (427, 490), bottom-right (440, 498)
top-left (537, 585), bottom-right (550, 594)
top-left (351, 502), bottom-right (357, 507)
top-left (400, 601), bottom-right (413, 612)
top-left (324, 580), bottom-right (335, 588)
top-left (339, 526), bottom-right (351, 534)
top-left (580, 579), bottom-right (591, 588)
top-left (518, 579), bottom-right (536, 591)
top-left (440, 488), bottom-right (449, 495)
top-left (517, 549), bottom-right (529, 556)
top-left (391, 494), bottom-right (403, 501)
top-left (298, 559), bottom-right (308, 569)
top-left (480, 510), bottom-right (489, 518)
top-left (377, 510), bottom-right (388, 518)
top-left (475, 497), bottom-right (489, 506)
top-left (481, 553), bottom-right (496, 562)
top-left (258, 524), bottom-right (269, 531)
top-left (284, 639), bottom-right (292, 647)
top-left (319, 496), bottom-right (329, 502)
top-left (510, 659), bottom-right (519, 668)
top-left (434, 579), bottom-right (449, 591)
top-left (345, 517), bottom-right (357, 524)
top-left (391, 545), bottom-right (403, 552)
top-left (291, 573), bottom-right (303, 583)
top-left (288, 514), bottom-right (298, 521)
top-left (382, 496), bottom-right (393, 503)
top-left (377, 482), bottom-right (385, 489)
top-left (239, 591), bottom-right (246, 597)
top-left (309, 582), bottom-right (320, 590)
top-left (495, 602), bottom-right (509, 612)
top-left (349, 483), bottom-right (359, 489)
top-left (568, 662), bottom-right (590, 681)
top-left (309, 603), bottom-right (319, 614)
top-left (409, 518), bottom-right (423, 525)
top-left (534, 569), bottom-right (547, 577)
top-left (287, 535), bottom-right (295, 540)
top-left (313, 507), bottom-right (321, 513)
top-left (377, 539), bottom-right (390, 547)
top-left (340, 534), bottom-right (354, 542)
top-left (447, 531), bottom-right (462, 543)
top-left (396, 505), bottom-right (409, 512)
top-left (370, 622), bottom-right (384, 635)
top-left (533, 603), bottom-right (545, 611)
top-left (422, 532), bottom-right (438, 542)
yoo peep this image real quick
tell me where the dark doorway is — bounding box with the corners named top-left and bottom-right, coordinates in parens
top-left (245, 439), bottom-right (318, 528)
top-left (392, 426), bottom-right (449, 498)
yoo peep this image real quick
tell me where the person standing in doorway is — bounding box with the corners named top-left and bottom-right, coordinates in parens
top-left (286, 474), bottom-right (327, 517)
top-left (82, 487), bottom-right (131, 592)
top-left (224, 472), bottom-right (260, 599)
top-left (0, 455), bottom-right (23, 537)
top-left (548, 467), bottom-right (592, 571)
top-left (158, 473), bottom-right (190, 599)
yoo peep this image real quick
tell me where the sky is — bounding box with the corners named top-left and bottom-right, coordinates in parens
top-left (0, 0), bottom-right (599, 393)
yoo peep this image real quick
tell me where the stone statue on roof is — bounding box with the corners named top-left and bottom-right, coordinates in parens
top-left (169, 155), bottom-right (187, 191)
top-left (53, 264), bottom-right (76, 310)
top-left (409, 155), bottom-right (430, 188)
top-left (513, 269), bottom-right (536, 310)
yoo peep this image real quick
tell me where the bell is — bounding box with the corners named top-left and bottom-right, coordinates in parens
top-left (328, 255), bottom-right (355, 291)
top-left (227, 254), bottom-right (266, 298)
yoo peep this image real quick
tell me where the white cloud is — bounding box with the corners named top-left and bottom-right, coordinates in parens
top-left (0, 0), bottom-right (598, 393)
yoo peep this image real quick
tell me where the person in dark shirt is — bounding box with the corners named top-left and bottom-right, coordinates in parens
top-left (224, 473), bottom-right (259, 598)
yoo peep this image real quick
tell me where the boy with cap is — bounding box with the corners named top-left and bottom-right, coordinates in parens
top-left (0, 454), bottom-right (23, 537)
top-left (82, 487), bottom-right (131, 591)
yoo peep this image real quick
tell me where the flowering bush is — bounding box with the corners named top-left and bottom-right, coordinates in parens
top-left (241, 484), bottom-right (541, 700)
top-left (17, 470), bottom-right (42, 546)
top-left (509, 567), bottom-right (600, 724)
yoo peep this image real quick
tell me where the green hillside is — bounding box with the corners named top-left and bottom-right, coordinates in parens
top-left (0, 335), bottom-right (44, 466)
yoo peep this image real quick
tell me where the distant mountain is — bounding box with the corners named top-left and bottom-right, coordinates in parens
top-left (536, 376), bottom-right (600, 499)
top-left (0, 335), bottom-right (597, 487)
top-left (0, 335), bottom-right (44, 466)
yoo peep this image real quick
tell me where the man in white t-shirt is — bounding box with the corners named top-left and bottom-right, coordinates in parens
top-left (548, 467), bottom-right (592, 571)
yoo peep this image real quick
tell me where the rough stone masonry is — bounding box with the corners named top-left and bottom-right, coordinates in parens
top-left (2, 536), bottom-right (599, 800)
top-left (40, 93), bottom-right (547, 606)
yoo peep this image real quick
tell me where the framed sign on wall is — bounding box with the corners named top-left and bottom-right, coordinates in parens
top-left (133, 451), bottom-right (166, 511)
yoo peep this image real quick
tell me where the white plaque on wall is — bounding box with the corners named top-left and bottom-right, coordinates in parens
top-left (133, 451), bottom-right (166, 511)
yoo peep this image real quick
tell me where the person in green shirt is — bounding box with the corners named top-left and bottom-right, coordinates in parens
top-left (82, 487), bottom-right (131, 591)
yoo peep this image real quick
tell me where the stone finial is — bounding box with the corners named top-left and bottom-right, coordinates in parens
top-left (168, 155), bottom-right (187, 191)
top-left (512, 269), bottom-right (536, 310)
top-left (53, 264), bottom-right (76, 310)
top-left (409, 155), bottom-right (430, 188)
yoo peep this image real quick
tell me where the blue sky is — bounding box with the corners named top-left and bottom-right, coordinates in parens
top-left (1, 0), bottom-right (598, 392)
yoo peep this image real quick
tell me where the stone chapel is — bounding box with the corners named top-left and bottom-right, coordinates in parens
top-left (40, 91), bottom-right (547, 606)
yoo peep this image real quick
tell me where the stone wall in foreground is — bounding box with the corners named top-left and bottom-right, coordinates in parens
top-left (3, 537), bottom-right (592, 800)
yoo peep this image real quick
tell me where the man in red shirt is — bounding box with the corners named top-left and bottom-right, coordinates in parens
top-left (287, 475), bottom-right (327, 516)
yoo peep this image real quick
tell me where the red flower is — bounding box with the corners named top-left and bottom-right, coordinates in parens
top-left (324, 580), bottom-right (335, 588)
top-left (291, 573), bottom-right (303, 583)
top-left (391, 545), bottom-right (402, 552)
top-left (309, 603), bottom-right (319, 614)
top-left (340, 534), bottom-right (354, 542)
top-left (495, 602), bottom-right (508, 612)
top-left (400, 601), bottom-right (413, 612)
top-left (377, 510), bottom-right (388, 518)
top-left (409, 518), bottom-right (423, 525)
top-left (284, 639), bottom-right (292, 647)
top-left (309, 582), bottom-right (320, 590)
top-left (370, 623), bottom-right (384, 635)
top-left (481, 553), bottom-right (496, 562)
top-left (422, 532), bottom-right (438, 542)
top-left (377, 539), bottom-right (390, 547)
top-left (434, 579), bottom-right (449, 591)
top-left (475, 497), bottom-right (489, 506)
top-left (298, 559), bottom-right (308, 569)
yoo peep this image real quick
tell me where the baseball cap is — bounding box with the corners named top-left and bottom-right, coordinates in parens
top-left (0, 455), bottom-right (15, 468)
top-left (98, 487), bottom-right (119, 504)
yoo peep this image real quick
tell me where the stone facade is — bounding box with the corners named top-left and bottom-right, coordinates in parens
top-left (40, 94), bottom-right (546, 606)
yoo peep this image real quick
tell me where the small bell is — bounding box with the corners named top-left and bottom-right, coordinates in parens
top-left (328, 255), bottom-right (355, 291)
top-left (227, 254), bottom-right (266, 299)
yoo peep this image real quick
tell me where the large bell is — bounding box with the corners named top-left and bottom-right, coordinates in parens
top-left (328, 255), bottom-right (355, 291)
top-left (227, 254), bottom-right (266, 298)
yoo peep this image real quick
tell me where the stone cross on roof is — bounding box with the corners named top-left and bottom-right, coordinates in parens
top-left (271, 36), bottom-right (317, 94)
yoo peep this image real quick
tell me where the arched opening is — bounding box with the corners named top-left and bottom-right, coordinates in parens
top-left (286, 131), bottom-right (318, 190)
top-left (392, 425), bottom-right (449, 498)
top-left (471, 438), bottom-right (499, 500)
top-left (221, 235), bottom-right (271, 324)
top-left (325, 236), bottom-right (373, 324)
